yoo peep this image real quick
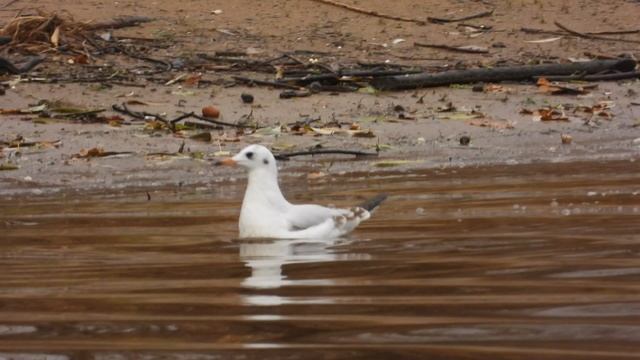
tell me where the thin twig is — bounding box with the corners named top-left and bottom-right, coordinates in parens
top-left (554, 21), bottom-right (640, 44)
top-left (428, 8), bottom-right (494, 24)
top-left (309, 0), bottom-right (426, 25)
top-left (232, 76), bottom-right (300, 90)
top-left (414, 42), bottom-right (489, 54)
top-left (536, 70), bottom-right (640, 82)
top-left (112, 103), bottom-right (174, 130)
top-left (274, 149), bottom-right (378, 160)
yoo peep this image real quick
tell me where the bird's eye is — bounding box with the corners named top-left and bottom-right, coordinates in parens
top-left (246, 151), bottom-right (254, 159)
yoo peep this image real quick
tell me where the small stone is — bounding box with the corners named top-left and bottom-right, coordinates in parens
top-left (241, 93), bottom-right (254, 104)
top-left (202, 106), bottom-right (220, 118)
top-left (561, 133), bottom-right (573, 144)
top-left (459, 135), bottom-right (471, 146)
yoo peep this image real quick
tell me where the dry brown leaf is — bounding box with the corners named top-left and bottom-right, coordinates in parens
top-left (538, 108), bottom-right (569, 121)
top-left (575, 101), bottom-right (614, 120)
top-left (537, 77), bottom-right (596, 95)
top-left (76, 147), bottom-right (104, 158)
top-left (184, 74), bottom-right (202, 87)
top-left (352, 129), bottom-right (376, 138)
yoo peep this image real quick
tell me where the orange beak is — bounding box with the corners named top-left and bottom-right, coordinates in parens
top-left (214, 158), bottom-right (237, 166)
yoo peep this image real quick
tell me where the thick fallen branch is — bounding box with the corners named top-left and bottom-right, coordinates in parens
top-left (372, 58), bottom-right (637, 90)
top-left (309, 0), bottom-right (426, 25)
top-left (274, 149), bottom-right (378, 160)
top-left (428, 8), bottom-right (494, 24)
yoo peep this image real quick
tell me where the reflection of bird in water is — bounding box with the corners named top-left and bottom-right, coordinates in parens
top-left (239, 238), bottom-right (341, 289)
top-left (216, 144), bottom-right (386, 239)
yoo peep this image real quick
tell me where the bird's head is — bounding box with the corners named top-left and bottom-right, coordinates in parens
top-left (215, 144), bottom-right (277, 173)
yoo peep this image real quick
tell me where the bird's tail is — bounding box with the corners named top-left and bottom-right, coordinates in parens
top-left (359, 193), bottom-right (388, 212)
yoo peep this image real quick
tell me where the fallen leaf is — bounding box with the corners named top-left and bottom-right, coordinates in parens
top-left (190, 132), bottom-right (212, 142)
top-left (357, 86), bottom-right (379, 95)
top-left (352, 129), bottom-right (376, 138)
top-left (575, 101), bottom-right (614, 120)
top-left (536, 108), bottom-right (569, 121)
top-left (0, 163), bottom-right (18, 171)
top-left (184, 74), bottom-right (202, 87)
top-left (50, 26), bottom-right (61, 47)
top-left (213, 150), bottom-right (230, 157)
top-left (73, 54), bottom-right (89, 64)
top-left (537, 77), bottom-right (596, 95)
top-left (271, 142), bottom-right (297, 151)
top-left (484, 84), bottom-right (512, 93)
top-left (145, 120), bottom-right (168, 130)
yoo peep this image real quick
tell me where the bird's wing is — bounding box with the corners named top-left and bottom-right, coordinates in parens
top-left (279, 207), bottom-right (370, 239)
top-left (285, 204), bottom-right (346, 230)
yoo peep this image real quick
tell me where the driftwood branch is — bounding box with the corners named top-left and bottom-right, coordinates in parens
top-left (309, 0), bottom-right (426, 25)
top-left (274, 149), bottom-right (378, 160)
top-left (372, 58), bottom-right (637, 90)
top-left (428, 8), bottom-right (494, 24)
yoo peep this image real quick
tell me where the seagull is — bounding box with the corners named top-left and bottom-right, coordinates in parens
top-left (216, 144), bottom-right (386, 239)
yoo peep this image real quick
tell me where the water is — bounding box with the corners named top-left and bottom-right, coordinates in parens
top-left (1, 160), bottom-right (640, 359)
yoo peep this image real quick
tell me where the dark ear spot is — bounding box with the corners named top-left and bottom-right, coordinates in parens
top-left (246, 151), bottom-right (254, 159)
top-left (263, 159), bottom-right (269, 165)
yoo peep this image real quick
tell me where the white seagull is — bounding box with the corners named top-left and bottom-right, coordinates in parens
top-left (216, 144), bottom-right (386, 239)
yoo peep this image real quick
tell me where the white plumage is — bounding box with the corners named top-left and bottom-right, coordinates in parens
top-left (217, 144), bottom-right (384, 239)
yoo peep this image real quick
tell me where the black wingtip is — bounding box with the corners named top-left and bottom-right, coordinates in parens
top-left (359, 193), bottom-right (388, 212)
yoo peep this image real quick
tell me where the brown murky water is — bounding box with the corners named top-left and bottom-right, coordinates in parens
top-left (1, 160), bottom-right (640, 359)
